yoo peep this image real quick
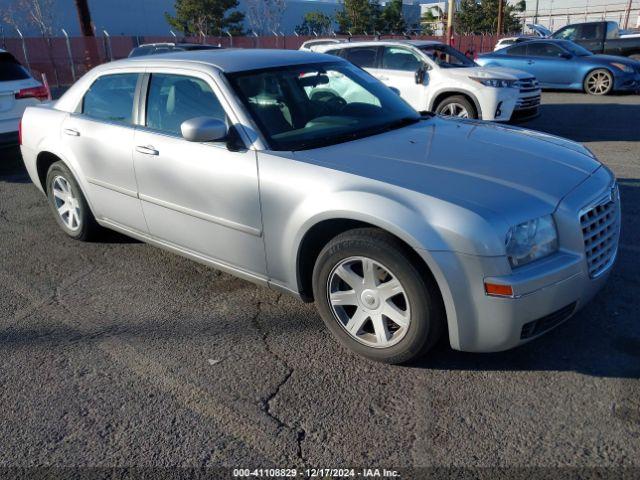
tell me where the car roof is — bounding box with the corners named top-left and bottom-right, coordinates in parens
top-left (135, 42), bottom-right (219, 49)
top-left (114, 48), bottom-right (341, 73)
top-left (329, 39), bottom-right (443, 49)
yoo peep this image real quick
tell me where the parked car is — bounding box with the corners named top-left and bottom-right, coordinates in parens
top-left (299, 38), bottom-right (347, 52)
top-left (477, 39), bottom-right (640, 95)
top-left (494, 24), bottom-right (551, 51)
top-left (128, 42), bottom-right (222, 57)
top-left (0, 50), bottom-right (49, 145)
top-left (529, 21), bottom-right (640, 60)
top-left (20, 49), bottom-right (620, 363)
top-left (315, 40), bottom-right (541, 121)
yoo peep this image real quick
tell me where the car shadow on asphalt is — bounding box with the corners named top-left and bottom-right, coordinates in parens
top-left (521, 101), bottom-right (640, 143)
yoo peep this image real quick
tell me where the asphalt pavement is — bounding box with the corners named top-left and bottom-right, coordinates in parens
top-left (0, 92), bottom-right (639, 477)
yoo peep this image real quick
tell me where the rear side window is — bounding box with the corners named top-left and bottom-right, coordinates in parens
top-left (145, 73), bottom-right (227, 136)
top-left (82, 73), bottom-right (138, 124)
top-left (0, 52), bottom-right (30, 81)
top-left (506, 44), bottom-right (528, 56)
top-left (343, 47), bottom-right (379, 69)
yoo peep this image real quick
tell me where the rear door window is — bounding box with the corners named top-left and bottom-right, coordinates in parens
top-left (342, 47), bottom-right (380, 68)
top-left (381, 47), bottom-right (422, 71)
top-left (0, 52), bottom-right (30, 81)
top-left (82, 73), bottom-right (138, 124)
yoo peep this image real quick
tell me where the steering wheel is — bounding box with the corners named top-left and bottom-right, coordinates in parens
top-left (310, 90), bottom-right (347, 115)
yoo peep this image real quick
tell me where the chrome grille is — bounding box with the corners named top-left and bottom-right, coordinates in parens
top-left (515, 95), bottom-right (541, 110)
top-left (580, 185), bottom-right (620, 278)
top-left (515, 78), bottom-right (540, 93)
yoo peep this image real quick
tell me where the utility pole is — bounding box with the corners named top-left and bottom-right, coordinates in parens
top-left (622, 0), bottom-right (633, 29)
top-left (534, 0), bottom-right (540, 23)
top-left (74, 0), bottom-right (94, 37)
top-left (446, 0), bottom-right (455, 45)
top-left (497, 0), bottom-right (504, 35)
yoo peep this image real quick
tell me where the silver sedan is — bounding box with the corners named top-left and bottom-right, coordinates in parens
top-left (20, 49), bottom-right (620, 363)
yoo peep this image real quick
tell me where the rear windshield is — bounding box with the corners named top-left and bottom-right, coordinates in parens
top-left (0, 52), bottom-right (30, 81)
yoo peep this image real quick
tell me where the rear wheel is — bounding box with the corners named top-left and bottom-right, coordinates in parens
top-left (435, 95), bottom-right (477, 119)
top-left (312, 228), bottom-right (444, 364)
top-left (46, 161), bottom-right (101, 241)
top-left (584, 69), bottom-right (613, 95)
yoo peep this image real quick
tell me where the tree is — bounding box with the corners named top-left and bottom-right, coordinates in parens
top-left (245, 0), bottom-right (287, 35)
top-left (336, 0), bottom-right (375, 35)
top-left (455, 0), bottom-right (524, 35)
top-left (165, 0), bottom-right (245, 36)
top-left (378, 0), bottom-right (405, 34)
top-left (295, 11), bottom-right (333, 36)
top-left (2, 0), bottom-right (57, 36)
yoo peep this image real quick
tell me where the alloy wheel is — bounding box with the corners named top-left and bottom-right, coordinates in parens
top-left (327, 256), bottom-right (411, 348)
top-left (586, 71), bottom-right (612, 95)
top-left (51, 175), bottom-right (81, 231)
top-left (439, 103), bottom-right (470, 118)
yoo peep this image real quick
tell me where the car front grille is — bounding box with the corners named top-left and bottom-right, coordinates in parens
top-left (515, 78), bottom-right (540, 94)
top-left (515, 95), bottom-right (541, 110)
top-left (580, 185), bottom-right (621, 278)
top-left (520, 302), bottom-right (577, 339)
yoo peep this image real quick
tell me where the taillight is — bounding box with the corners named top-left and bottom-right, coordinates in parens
top-left (15, 85), bottom-right (50, 101)
top-left (18, 118), bottom-right (22, 145)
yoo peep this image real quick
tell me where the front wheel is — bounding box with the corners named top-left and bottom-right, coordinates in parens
top-left (435, 95), bottom-right (477, 119)
top-left (584, 69), bottom-right (613, 95)
top-left (312, 228), bottom-right (444, 364)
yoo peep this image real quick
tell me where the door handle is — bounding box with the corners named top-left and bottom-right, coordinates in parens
top-left (136, 145), bottom-right (159, 156)
top-left (63, 128), bottom-right (80, 136)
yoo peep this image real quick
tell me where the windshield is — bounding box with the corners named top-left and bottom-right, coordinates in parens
top-left (227, 62), bottom-right (421, 151)
top-left (419, 44), bottom-right (476, 68)
top-left (558, 40), bottom-right (592, 56)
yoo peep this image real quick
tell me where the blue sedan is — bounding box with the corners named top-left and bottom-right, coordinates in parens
top-left (477, 39), bottom-right (640, 95)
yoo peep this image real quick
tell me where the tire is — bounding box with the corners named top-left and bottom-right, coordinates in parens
top-left (45, 161), bottom-right (101, 241)
top-left (583, 69), bottom-right (613, 95)
top-left (312, 228), bottom-right (444, 364)
top-left (435, 95), bottom-right (477, 119)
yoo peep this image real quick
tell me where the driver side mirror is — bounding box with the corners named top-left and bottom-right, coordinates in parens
top-left (415, 67), bottom-right (428, 84)
top-left (181, 116), bottom-right (228, 142)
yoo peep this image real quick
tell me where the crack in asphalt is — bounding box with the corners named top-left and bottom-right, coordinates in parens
top-left (252, 294), bottom-right (308, 464)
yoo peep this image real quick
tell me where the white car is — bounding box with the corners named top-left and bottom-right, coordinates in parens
top-left (315, 40), bottom-right (541, 121)
top-left (299, 38), bottom-right (347, 52)
top-left (0, 49), bottom-right (48, 144)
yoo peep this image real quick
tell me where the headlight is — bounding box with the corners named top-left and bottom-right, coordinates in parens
top-left (610, 62), bottom-right (634, 73)
top-left (505, 215), bottom-right (558, 268)
top-left (471, 77), bottom-right (516, 88)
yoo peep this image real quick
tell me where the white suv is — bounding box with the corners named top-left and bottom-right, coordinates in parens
top-left (0, 50), bottom-right (48, 144)
top-left (314, 40), bottom-right (541, 122)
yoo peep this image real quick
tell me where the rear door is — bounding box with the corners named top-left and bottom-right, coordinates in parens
top-left (132, 70), bottom-right (266, 274)
top-left (60, 72), bottom-right (148, 232)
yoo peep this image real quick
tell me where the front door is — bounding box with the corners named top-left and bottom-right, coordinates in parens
top-left (524, 42), bottom-right (577, 87)
top-left (133, 71), bottom-right (266, 275)
top-left (60, 72), bottom-right (147, 232)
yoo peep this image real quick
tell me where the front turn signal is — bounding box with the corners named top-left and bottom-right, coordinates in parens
top-left (484, 282), bottom-right (514, 297)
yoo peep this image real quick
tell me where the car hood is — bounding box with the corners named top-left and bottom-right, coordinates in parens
top-left (293, 117), bottom-right (601, 227)
top-left (444, 65), bottom-right (532, 80)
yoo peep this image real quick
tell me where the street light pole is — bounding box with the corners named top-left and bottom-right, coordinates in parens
top-left (446, 0), bottom-right (454, 45)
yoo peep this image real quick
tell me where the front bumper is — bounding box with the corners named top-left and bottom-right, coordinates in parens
top-left (477, 88), bottom-right (519, 121)
top-left (613, 71), bottom-right (640, 92)
top-left (421, 166), bottom-right (619, 352)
